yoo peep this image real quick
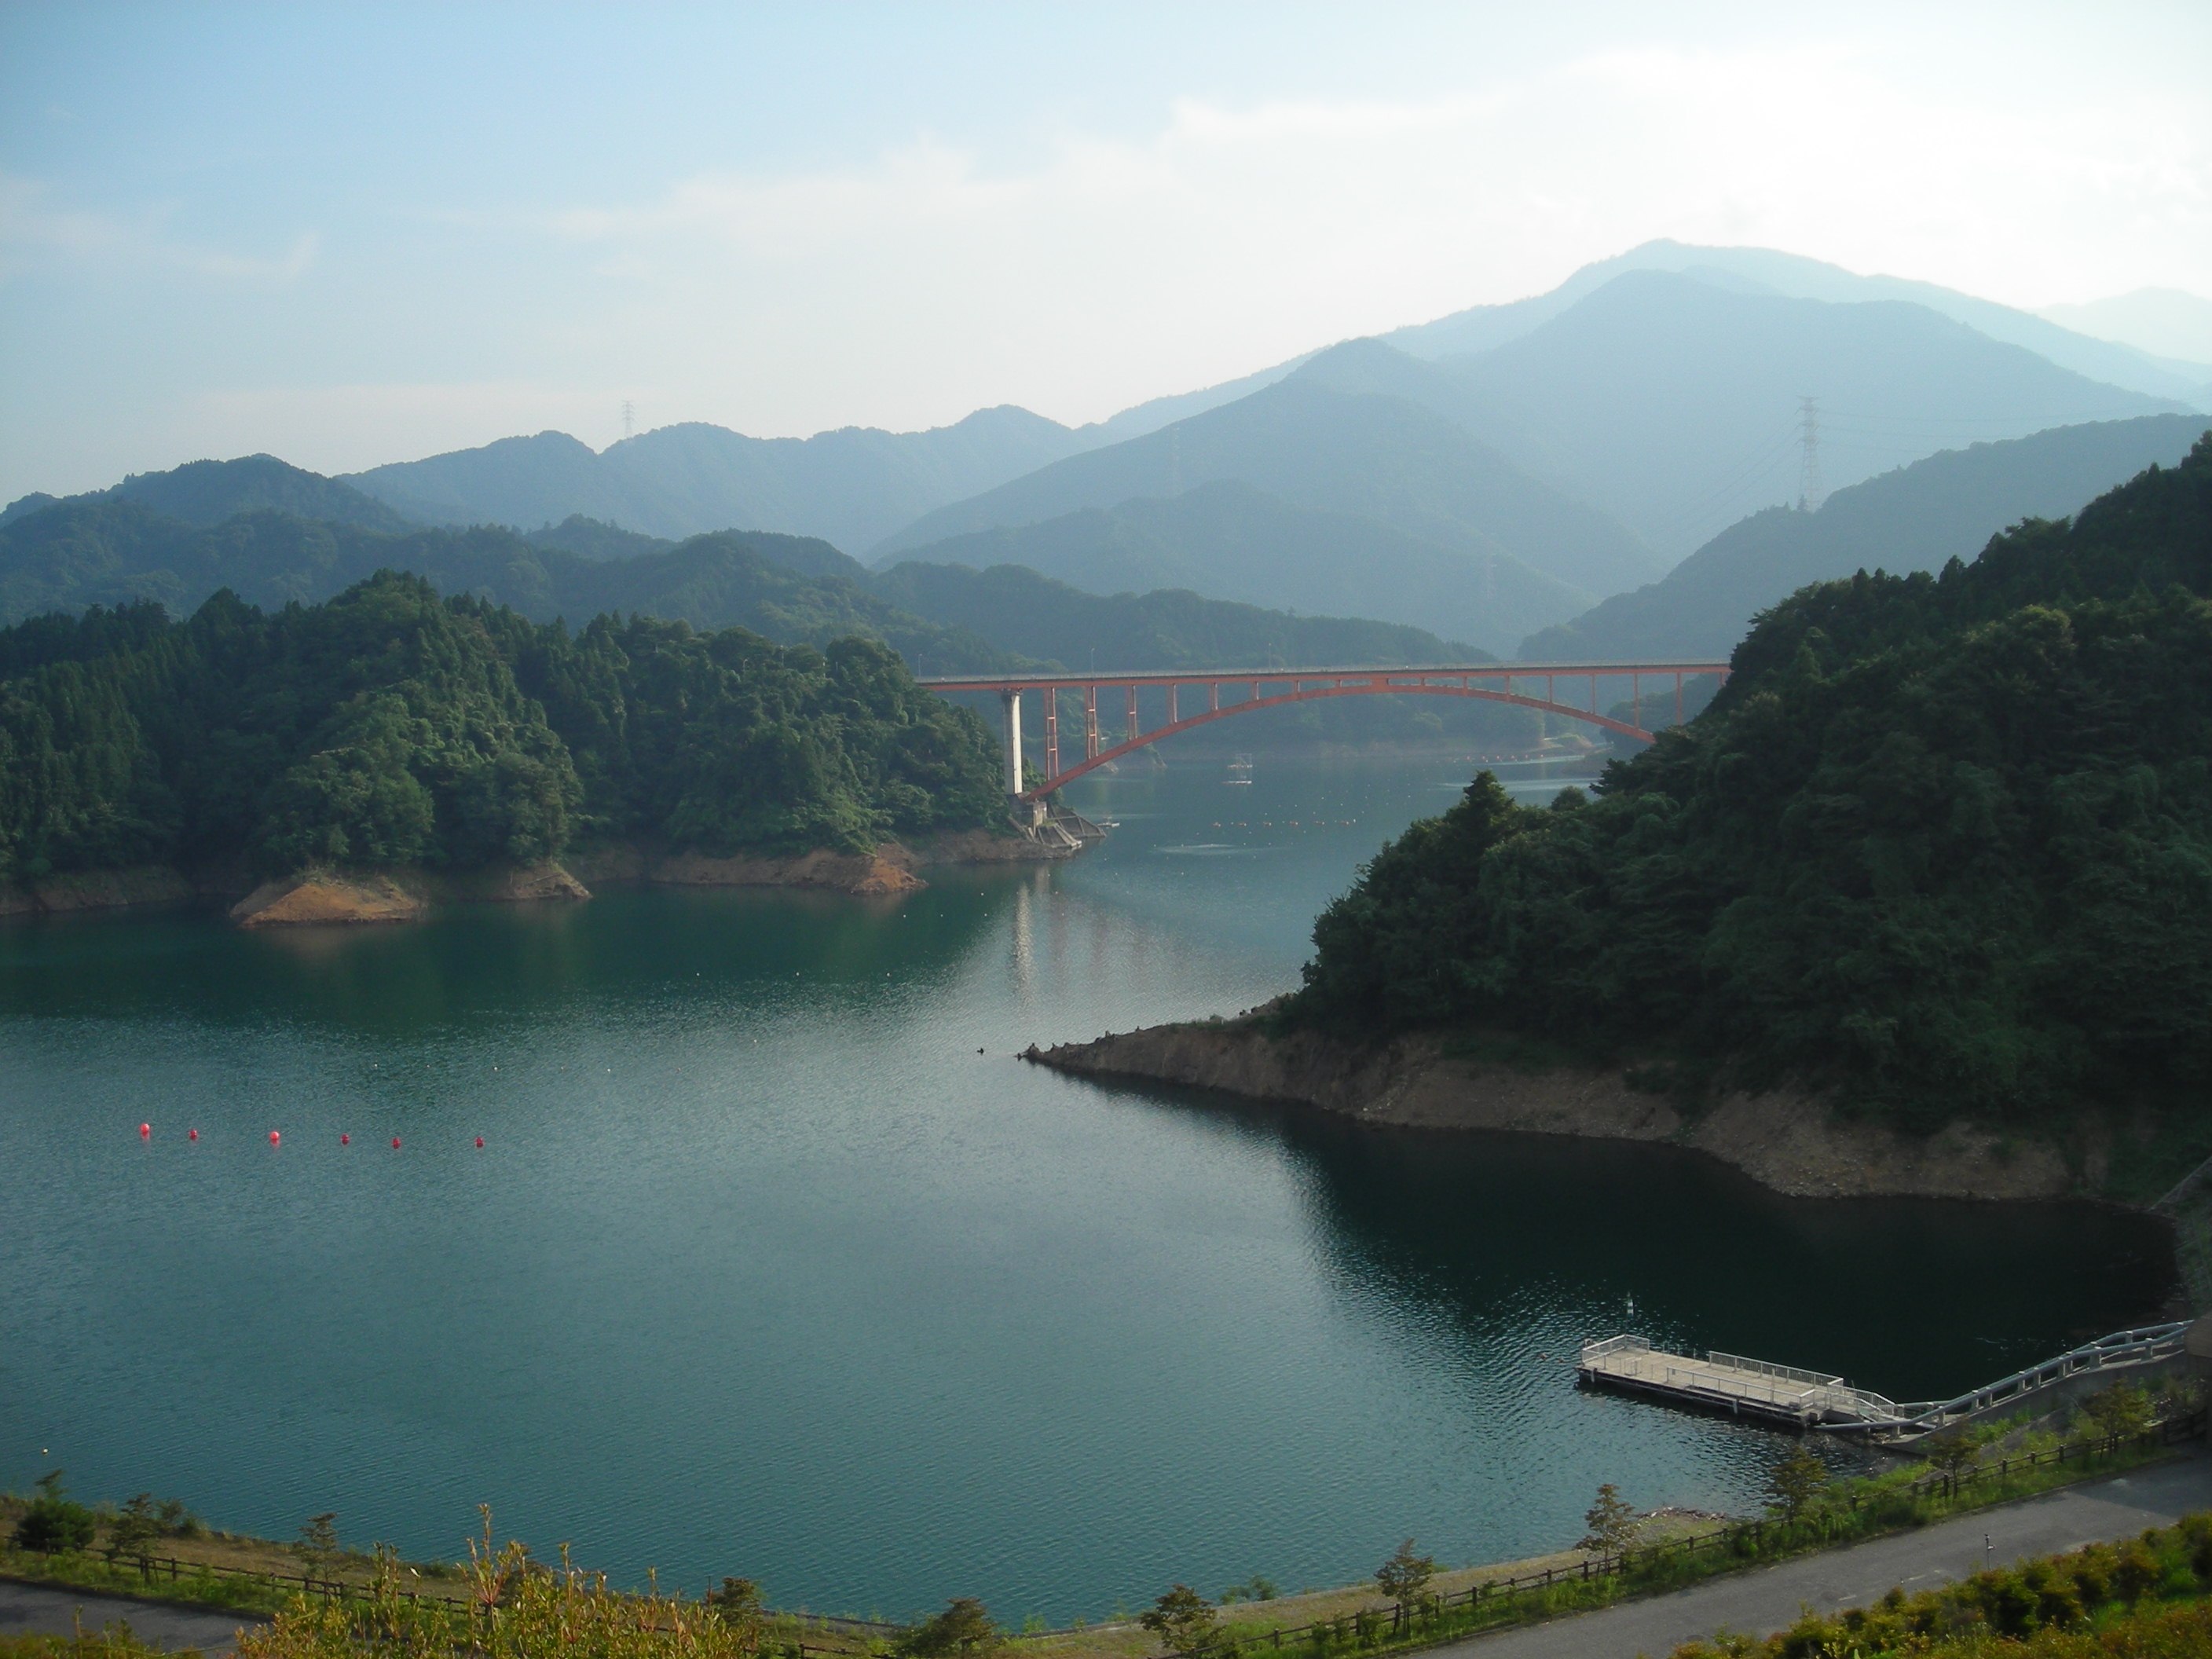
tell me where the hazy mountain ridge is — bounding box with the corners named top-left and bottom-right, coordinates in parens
top-left (1522, 416), bottom-right (2212, 661)
top-left (0, 476), bottom-right (1492, 683)
top-left (0, 494), bottom-right (1013, 676)
top-left (344, 405), bottom-right (1095, 551)
top-left (869, 555), bottom-right (1488, 671)
top-left (0, 454), bottom-right (412, 537)
top-left (874, 377), bottom-right (1657, 606)
top-left (1367, 270), bottom-right (2185, 558)
top-left (1386, 240), bottom-right (2212, 405)
top-left (884, 478), bottom-right (1580, 657)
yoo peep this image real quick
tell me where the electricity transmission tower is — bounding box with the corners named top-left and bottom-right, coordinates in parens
top-left (1796, 396), bottom-right (1824, 511)
top-left (621, 400), bottom-right (635, 441)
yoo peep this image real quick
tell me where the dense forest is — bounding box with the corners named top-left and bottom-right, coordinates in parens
top-left (0, 572), bottom-right (1004, 887)
top-left (1287, 438), bottom-right (2212, 1133)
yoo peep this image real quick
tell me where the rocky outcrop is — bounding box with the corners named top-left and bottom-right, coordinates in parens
top-left (470, 862), bottom-right (591, 903)
top-left (562, 828), bottom-right (1077, 895)
top-left (229, 870), bottom-right (428, 928)
top-left (1028, 1018), bottom-right (2081, 1202)
top-left (910, 828), bottom-right (1079, 864)
top-left (648, 846), bottom-right (925, 895)
top-left (5, 823), bottom-right (1069, 922)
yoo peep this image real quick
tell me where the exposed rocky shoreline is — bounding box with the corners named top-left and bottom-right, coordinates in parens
top-left (1027, 1013), bottom-right (2097, 1203)
top-left (0, 826), bottom-right (1077, 927)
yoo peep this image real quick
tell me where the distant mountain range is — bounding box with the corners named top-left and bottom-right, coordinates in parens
top-left (881, 478), bottom-right (1587, 657)
top-left (1522, 415), bottom-right (2210, 661)
top-left (344, 405), bottom-right (1092, 551)
top-left (1306, 271), bottom-right (2183, 557)
top-left (0, 458), bottom-right (1485, 683)
top-left (8, 240), bottom-right (2208, 683)
top-left (1382, 240), bottom-right (2212, 407)
top-left (873, 378), bottom-right (1654, 646)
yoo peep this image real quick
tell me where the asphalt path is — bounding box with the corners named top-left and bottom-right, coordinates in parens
top-left (0, 1578), bottom-right (266, 1654)
top-left (1443, 1451), bottom-right (2212, 1659)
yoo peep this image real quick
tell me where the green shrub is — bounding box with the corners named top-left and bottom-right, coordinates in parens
top-left (13, 1472), bottom-right (97, 1555)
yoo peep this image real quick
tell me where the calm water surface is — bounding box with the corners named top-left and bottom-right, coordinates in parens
top-left (0, 756), bottom-right (2175, 1620)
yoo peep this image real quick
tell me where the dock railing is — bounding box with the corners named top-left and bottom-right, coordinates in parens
top-left (1830, 1320), bottom-right (2192, 1437)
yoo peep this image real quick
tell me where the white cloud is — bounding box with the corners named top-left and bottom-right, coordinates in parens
top-left (0, 174), bottom-right (318, 283)
top-left (512, 37), bottom-right (2210, 441)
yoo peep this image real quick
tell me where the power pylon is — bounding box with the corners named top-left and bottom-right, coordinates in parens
top-left (1796, 396), bottom-right (1823, 511)
top-left (621, 400), bottom-right (635, 441)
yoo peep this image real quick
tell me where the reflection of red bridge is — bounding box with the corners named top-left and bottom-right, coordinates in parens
top-left (918, 661), bottom-right (1731, 802)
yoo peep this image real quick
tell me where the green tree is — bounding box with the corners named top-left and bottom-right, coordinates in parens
top-left (1375, 1538), bottom-right (1437, 1626)
top-left (899, 1598), bottom-right (1000, 1657)
top-left (13, 1470), bottom-right (97, 1554)
top-left (1138, 1585), bottom-right (1219, 1657)
top-left (709, 1577), bottom-right (764, 1624)
top-left (293, 1512), bottom-right (339, 1578)
top-left (2082, 1379), bottom-right (2152, 1443)
top-left (1765, 1444), bottom-right (1830, 1522)
top-left (106, 1493), bottom-right (163, 1563)
top-left (1577, 1485), bottom-right (1639, 1555)
top-left (1921, 1429), bottom-right (1979, 1498)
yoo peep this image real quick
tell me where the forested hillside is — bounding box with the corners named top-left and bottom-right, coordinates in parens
top-left (0, 473), bottom-right (1505, 677)
top-left (1287, 438), bottom-right (2212, 1134)
top-left (0, 573), bottom-right (1003, 888)
top-left (0, 495), bottom-right (1012, 675)
top-left (0, 454), bottom-right (412, 535)
top-left (1523, 416), bottom-right (2209, 661)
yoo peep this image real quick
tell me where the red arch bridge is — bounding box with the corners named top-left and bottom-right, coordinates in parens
top-left (917, 661), bottom-right (1730, 804)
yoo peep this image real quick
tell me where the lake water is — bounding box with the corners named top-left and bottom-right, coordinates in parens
top-left (0, 754), bottom-right (2177, 1623)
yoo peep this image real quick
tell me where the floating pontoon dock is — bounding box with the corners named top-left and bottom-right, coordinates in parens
top-left (1577, 1324), bottom-right (2192, 1441)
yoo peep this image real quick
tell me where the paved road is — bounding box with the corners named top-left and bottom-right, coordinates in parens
top-left (1445, 1452), bottom-right (2212, 1659)
top-left (0, 1578), bottom-right (267, 1654)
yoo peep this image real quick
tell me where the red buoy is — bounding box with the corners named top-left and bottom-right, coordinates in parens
top-left (269, 1130), bottom-right (280, 1146)
top-left (340, 1133), bottom-right (350, 1145)
top-left (189, 1129), bottom-right (198, 1141)
top-left (474, 1137), bottom-right (484, 1148)
top-left (390, 1136), bottom-right (401, 1149)
top-left (139, 1122), bottom-right (151, 1139)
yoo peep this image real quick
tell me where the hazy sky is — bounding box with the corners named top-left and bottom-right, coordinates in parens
top-left (2, 1), bottom-right (2208, 500)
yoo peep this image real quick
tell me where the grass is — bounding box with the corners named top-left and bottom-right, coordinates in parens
top-left (3, 1404), bottom-right (2200, 1659)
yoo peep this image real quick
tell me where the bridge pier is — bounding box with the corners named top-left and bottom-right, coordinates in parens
top-left (1001, 690), bottom-right (1025, 803)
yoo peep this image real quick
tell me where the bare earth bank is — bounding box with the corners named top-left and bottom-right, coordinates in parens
top-left (0, 830), bottom-right (1077, 925)
top-left (1026, 1016), bottom-right (2089, 1202)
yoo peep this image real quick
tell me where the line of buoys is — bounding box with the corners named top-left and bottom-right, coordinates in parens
top-left (136, 1127), bottom-right (489, 1151)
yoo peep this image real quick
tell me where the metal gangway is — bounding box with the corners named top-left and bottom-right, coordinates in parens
top-left (1579, 1322), bottom-right (2192, 1441)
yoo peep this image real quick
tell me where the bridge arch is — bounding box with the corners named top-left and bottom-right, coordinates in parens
top-left (1020, 682), bottom-right (1653, 799)
top-left (917, 662), bottom-right (1729, 803)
